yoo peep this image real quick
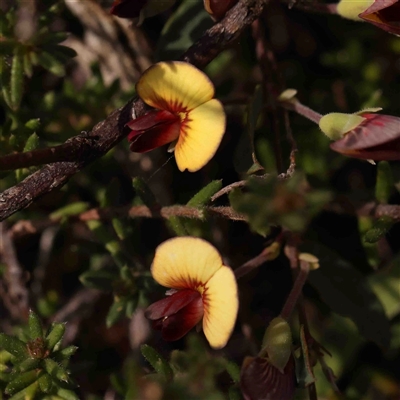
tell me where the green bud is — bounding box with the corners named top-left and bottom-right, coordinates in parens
top-left (38, 372), bottom-right (53, 393)
top-left (46, 323), bottom-right (66, 351)
top-left (319, 112), bottom-right (365, 141)
top-left (28, 310), bottom-right (44, 341)
top-left (337, 0), bottom-right (374, 20)
top-left (260, 317), bottom-right (292, 373)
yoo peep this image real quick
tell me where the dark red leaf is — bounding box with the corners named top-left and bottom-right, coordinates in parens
top-left (240, 355), bottom-right (296, 400)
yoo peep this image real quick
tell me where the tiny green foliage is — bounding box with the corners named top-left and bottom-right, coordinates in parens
top-left (0, 311), bottom-right (77, 399)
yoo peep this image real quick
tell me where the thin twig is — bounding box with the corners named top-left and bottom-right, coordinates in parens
top-left (252, 19), bottom-right (284, 172)
top-left (211, 180), bottom-right (246, 202)
top-left (30, 226), bottom-right (60, 302)
top-left (281, 99), bottom-right (323, 124)
top-left (77, 204), bottom-right (246, 222)
top-left (51, 288), bottom-right (103, 344)
top-left (280, 260), bottom-right (310, 320)
top-left (0, 222), bottom-right (30, 321)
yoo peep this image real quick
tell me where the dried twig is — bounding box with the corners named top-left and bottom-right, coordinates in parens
top-left (0, 223), bottom-right (30, 321)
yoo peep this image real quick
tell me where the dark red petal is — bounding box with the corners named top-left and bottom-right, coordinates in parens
top-left (240, 355), bottom-right (296, 400)
top-left (360, 0), bottom-right (400, 35)
top-left (331, 114), bottom-right (400, 151)
top-left (145, 289), bottom-right (200, 320)
top-left (110, 0), bottom-right (147, 18)
top-left (330, 138), bottom-right (400, 161)
top-left (126, 110), bottom-right (179, 132)
top-left (128, 120), bottom-right (181, 153)
top-left (161, 295), bottom-right (204, 341)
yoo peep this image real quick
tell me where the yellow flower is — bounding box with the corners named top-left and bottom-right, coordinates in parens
top-left (127, 61), bottom-right (226, 172)
top-left (145, 237), bottom-right (238, 349)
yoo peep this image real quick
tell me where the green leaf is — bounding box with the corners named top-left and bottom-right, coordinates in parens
top-left (79, 269), bottom-right (117, 291)
top-left (24, 119), bottom-right (41, 131)
top-left (28, 310), bottom-right (43, 340)
top-left (16, 358), bottom-right (41, 373)
top-left (166, 216), bottom-right (189, 236)
top-left (224, 361), bottom-right (240, 383)
top-left (23, 133), bottom-right (40, 152)
top-left (140, 344), bottom-right (173, 381)
top-left (0, 333), bottom-right (28, 359)
top-left (10, 46), bottom-right (24, 110)
top-left (38, 31), bottom-right (69, 46)
top-left (5, 370), bottom-right (38, 395)
top-left (45, 322), bottom-right (66, 351)
top-left (234, 84), bottom-right (264, 174)
top-left (57, 388), bottom-right (79, 400)
top-left (295, 325), bottom-right (316, 387)
top-left (0, 58), bottom-right (13, 109)
top-left (43, 358), bottom-right (70, 383)
top-left (23, 51), bottom-right (33, 77)
top-left (0, 38), bottom-right (15, 55)
top-left (50, 202), bottom-right (89, 220)
top-left (106, 298), bottom-right (127, 328)
top-left (363, 216), bottom-right (394, 243)
top-left (368, 257), bottom-right (400, 319)
top-left (155, 0), bottom-right (212, 61)
top-left (132, 177), bottom-right (159, 211)
top-left (375, 161), bottom-right (393, 204)
top-left (37, 50), bottom-right (65, 77)
top-left (305, 243), bottom-right (391, 348)
top-left (52, 346), bottom-right (78, 362)
top-left (125, 296), bottom-right (139, 318)
top-left (8, 381), bottom-right (38, 400)
top-left (187, 180), bottom-right (222, 207)
top-left (37, 372), bottom-right (52, 393)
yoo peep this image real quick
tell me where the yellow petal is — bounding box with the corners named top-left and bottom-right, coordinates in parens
top-left (203, 266), bottom-right (238, 349)
top-left (151, 237), bottom-right (223, 290)
top-left (137, 61), bottom-right (214, 112)
top-left (175, 99), bottom-right (226, 172)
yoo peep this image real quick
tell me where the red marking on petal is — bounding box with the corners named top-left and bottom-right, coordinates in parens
top-left (145, 289), bottom-right (200, 320)
top-left (110, 0), bottom-right (147, 18)
top-left (129, 122), bottom-right (181, 153)
top-left (331, 114), bottom-right (400, 151)
top-left (126, 110), bottom-right (178, 132)
top-left (161, 294), bottom-right (204, 341)
top-left (127, 110), bottom-right (181, 153)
